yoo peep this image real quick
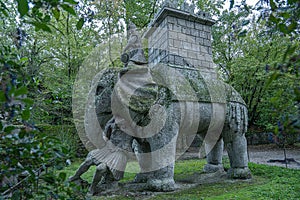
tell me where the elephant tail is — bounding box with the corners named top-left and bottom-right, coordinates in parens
top-left (227, 102), bottom-right (248, 135)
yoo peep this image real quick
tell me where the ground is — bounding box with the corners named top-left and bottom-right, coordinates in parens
top-left (247, 144), bottom-right (300, 169)
top-left (183, 144), bottom-right (300, 169)
top-left (63, 144), bottom-right (300, 199)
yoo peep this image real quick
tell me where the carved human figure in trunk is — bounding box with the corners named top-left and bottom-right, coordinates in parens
top-left (69, 118), bottom-right (133, 195)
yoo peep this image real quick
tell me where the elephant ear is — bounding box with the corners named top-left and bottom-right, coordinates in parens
top-left (81, 68), bottom-right (120, 151)
top-left (94, 68), bottom-right (120, 129)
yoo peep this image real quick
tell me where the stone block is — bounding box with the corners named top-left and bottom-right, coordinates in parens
top-left (204, 39), bottom-right (211, 47)
top-left (186, 21), bottom-right (194, 28)
top-left (203, 25), bottom-right (211, 32)
top-left (208, 47), bottom-right (212, 55)
top-left (186, 35), bottom-right (195, 43)
top-left (183, 41), bottom-right (191, 50)
top-left (207, 32), bottom-right (212, 40)
top-left (197, 53), bottom-right (204, 60)
top-left (167, 16), bottom-right (176, 24)
top-left (169, 31), bottom-right (178, 39)
top-left (174, 55), bottom-right (185, 65)
top-left (177, 32), bottom-right (186, 41)
top-left (199, 31), bottom-right (206, 39)
top-left (167, 23), bottom-right (173, 30)
top-left (177, 18), bottom-right (186, 26)
top-left (179, 49), bottom-right (188, 58)
top-left (182, 27), bottom-right (191, 35)
top-left (174, 40), bottom-right (182, 48)
top-left (187, 51), bottom-right (197, 59)
top-left (191, 43), bottom-right (199, 52)
top-left (195, 23), bottom-right (203, 31)
top-left (190, 29), bottom-right (199, 37)
top-left (201, 61), bottom-right (210, 68)
top-left (196, 37), bottom-right (204, 46)
top-left (169, 47), bottom-right (178, 55)
top-left (169, 39), bottom-right (174, 47)
top-left (200, 46), bottom-right (208, 54)
top-left (160, 41), bottom-right (168, 50)
top-left (173, 24), bottom-right (181, 32)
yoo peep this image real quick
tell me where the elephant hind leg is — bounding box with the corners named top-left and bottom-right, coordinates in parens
top-left (223, 103), bottom-right (251, 179)
top-left (203, 139), bottom-right (225, 173)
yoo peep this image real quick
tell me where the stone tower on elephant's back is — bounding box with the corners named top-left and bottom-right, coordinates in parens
top-left (145, 1), bottom-right (217, 79)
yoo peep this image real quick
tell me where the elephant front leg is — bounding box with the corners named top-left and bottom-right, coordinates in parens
top-left (134, 134), bottom-right (178, 191)
top-left (224, 134), bottom-right (251, 179)
top-left (145, 139), bottom-right (178, 191)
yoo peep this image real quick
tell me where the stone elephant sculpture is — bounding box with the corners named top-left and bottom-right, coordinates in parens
top-left (92, 56), bottom-right (251, 191)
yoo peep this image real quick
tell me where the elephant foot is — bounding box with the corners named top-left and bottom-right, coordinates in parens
top-left (203, 164), bottom-right (224, 173)
top-left (227, 167), bottom-right (251, 179)
top-left (146, 178), bottom-right (175, 191)
top-left (133, 172), bottom-right (151, 183)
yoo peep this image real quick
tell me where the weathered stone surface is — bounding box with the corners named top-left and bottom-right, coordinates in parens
top-left (80, 3), bottom-right (251, 195)
top-left (145, 5), bottom-right (216, 78)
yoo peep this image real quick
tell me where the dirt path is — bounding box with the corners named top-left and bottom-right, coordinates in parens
top-left (181, 144), bottom-right (300, 169)
top-left (247, 144), bottom-right (300, 169)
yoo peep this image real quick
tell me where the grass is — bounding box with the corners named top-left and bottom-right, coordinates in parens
top-left (62, 157), bottom-right (300, 200)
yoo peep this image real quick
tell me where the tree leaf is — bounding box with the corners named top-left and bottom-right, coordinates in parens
top-left (238, 30), bottom-right (247, 37)
top-left (270, 0), bottom-right (277, 11)
top-left (61, 4), bottom-right (76, 16)
top-left (20, 98), bottom-right (34, 105)
top-left (43, 15), bottom-right (51, 23)
top-left (269, 14), bottom-right (279, 24)
top-left (76, 17), bottom-right (84, 30)
top-left (14, 86), bottom-right (28, 96)
top-left (294, 87), bottom-right (300, 102)
top-left (287, 21), bottom-right (297, 33)
top-left (58, 172), bottom-right (67, 181)
top-left (0, 1), bottom-right (9, 17)
top-left (266, 72), bottom-right (280, 88)
top-left (22, 109), bottom-right (30, 121)
top-left (30, 21), bottom-right (52, 33)
top-left (0, 91), bottom-right (6, 102)
top-left (282, 45), bottom-right (297, 62)
top-left (17, 0), bottom-right (29, 17)
top-left (52, 8), bottom-right (60, 21)
top-left (278, 23), bottom-right (288, 34)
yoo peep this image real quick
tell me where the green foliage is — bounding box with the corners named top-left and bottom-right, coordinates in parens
top-left (65, 158), bottom-right (299, 200)
top-left (125, 0), bottom-right (158, 28)
top-left (212, 1), bottom-right (299, 144)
